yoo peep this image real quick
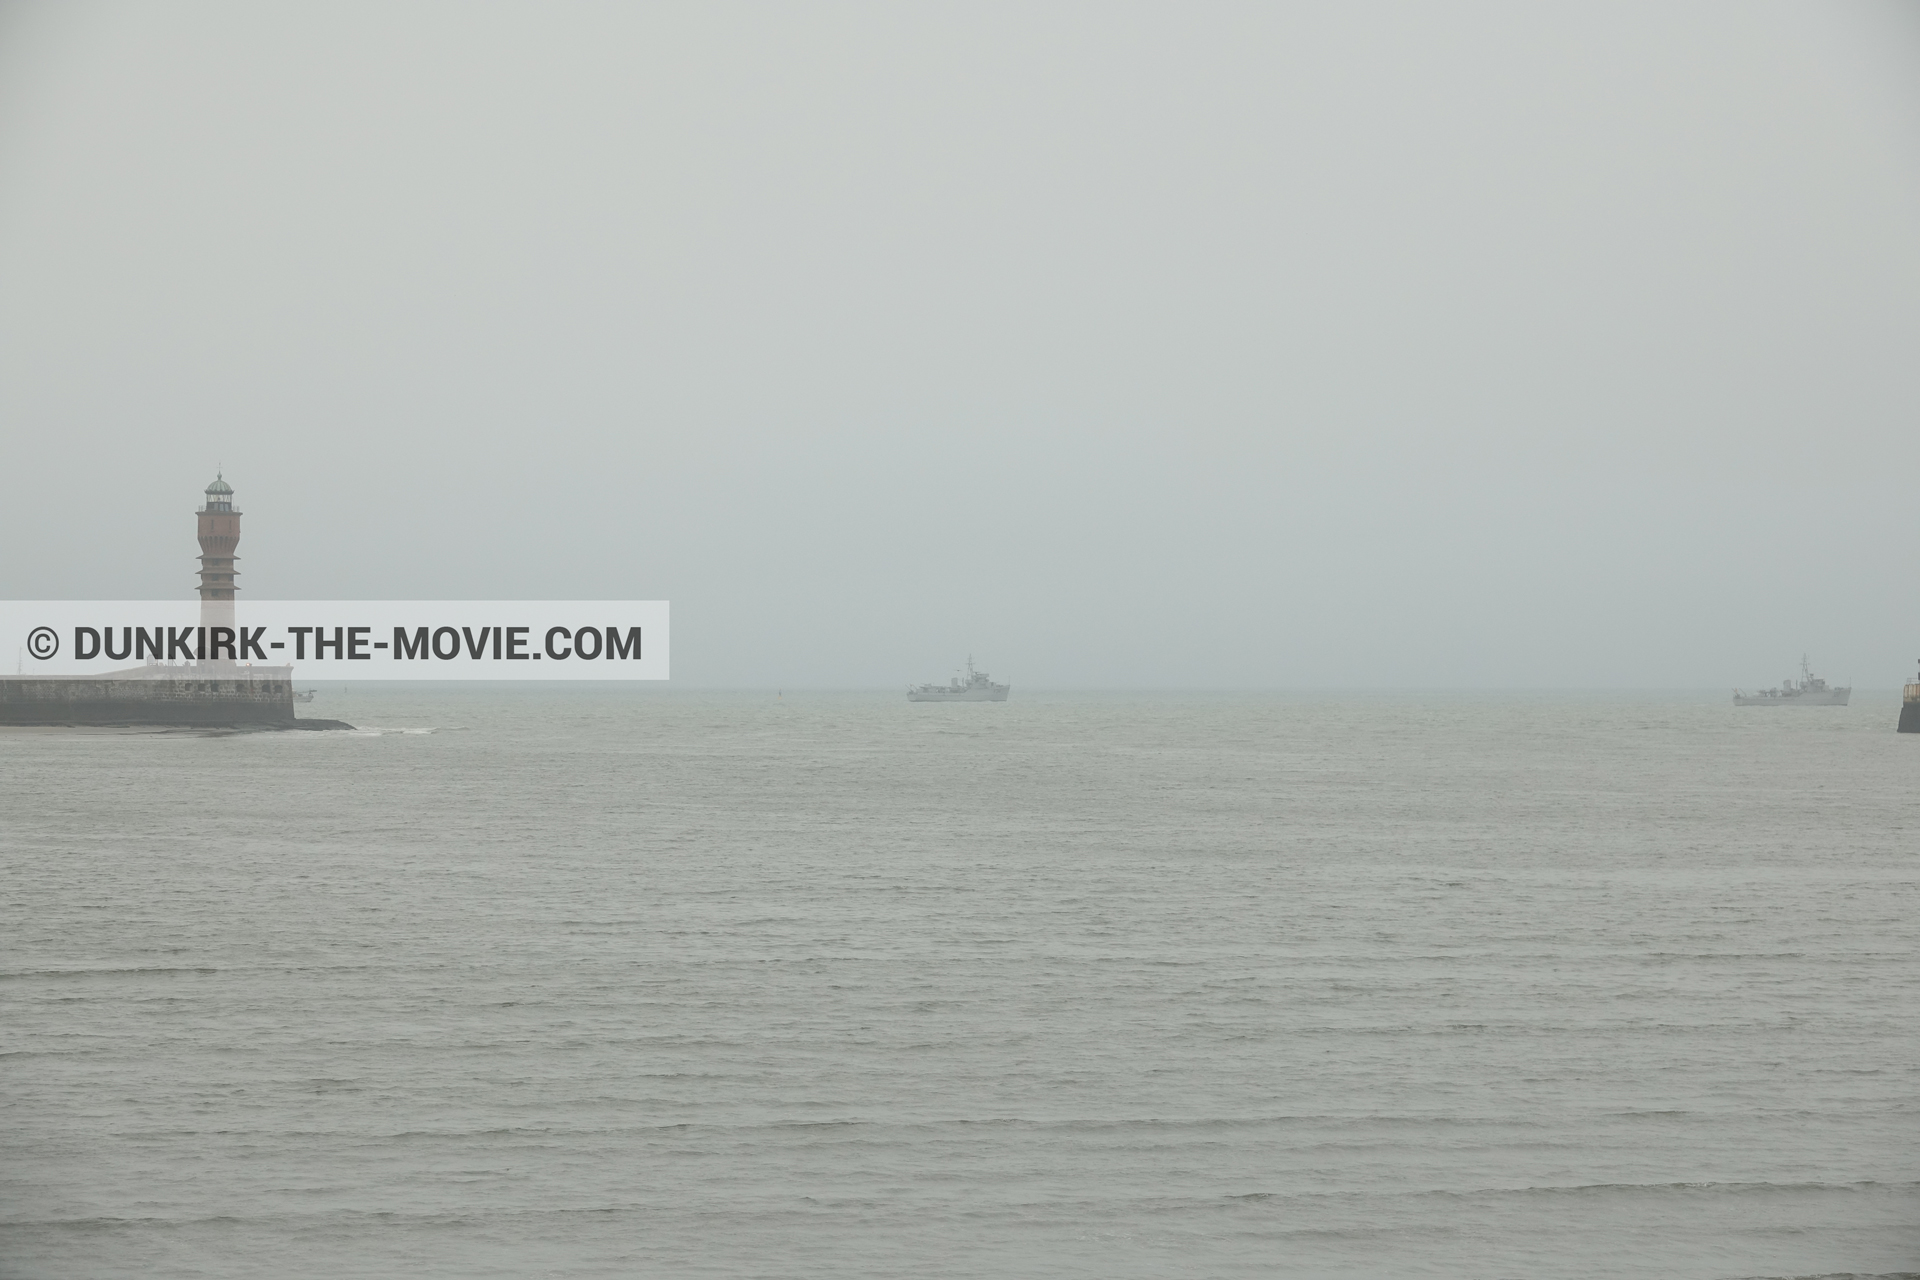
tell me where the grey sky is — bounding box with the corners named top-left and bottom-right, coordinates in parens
top-left (1, 2), bottom-right (1916, 688)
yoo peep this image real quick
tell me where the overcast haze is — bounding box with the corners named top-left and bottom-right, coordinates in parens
top-left (1, 2), bottom-right (1916, 688)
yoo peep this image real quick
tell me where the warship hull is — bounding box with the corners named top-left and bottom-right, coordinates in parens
top-left (908, 657), bottom-right (1010, 702)
top-left (1735, 657), bottom-right (1849, 708)
top-left (1733, 689), bottom-right (1850, 707)
top-left (1901, 686), bottom-right (1920, 733)
top-left (907, 686), bottom-right (1009, 702)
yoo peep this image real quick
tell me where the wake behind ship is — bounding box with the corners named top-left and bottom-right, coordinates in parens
top-left (908, 657), bottom-right (1009, 702)
top-left (1734, 656), bottom-right (1849, 707)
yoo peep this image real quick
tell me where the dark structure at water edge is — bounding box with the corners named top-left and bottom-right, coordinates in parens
top-left (1901, 668), bottom-right (1920, 733)
top-left (0, 475), bottom-right (351, 730)
top-left (0, 673), bottom-right (347, 729)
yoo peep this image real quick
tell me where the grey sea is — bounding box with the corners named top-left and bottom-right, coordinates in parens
top-left (3, 689), bottom-right (1917, 1279)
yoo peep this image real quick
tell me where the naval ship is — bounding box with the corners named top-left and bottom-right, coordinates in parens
top-left (908, 657), bottom-right (1009, 702)
top-left (1900, 660), bottom-right (1920, 733)
top-left (1734, 656), bottom-right (1850, 707)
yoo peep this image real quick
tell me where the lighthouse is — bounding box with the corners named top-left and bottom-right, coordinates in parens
top-left (0, 473), bottom-right (351, 727)
top-left (197, 473), bottom-right (239, 655)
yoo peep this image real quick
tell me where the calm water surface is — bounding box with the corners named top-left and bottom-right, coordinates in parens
top-left (3, 689), bottom-right (1917, 1278)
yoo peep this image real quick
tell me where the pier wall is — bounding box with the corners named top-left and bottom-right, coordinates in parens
top-left (0, 675), bottom-right (295, 726)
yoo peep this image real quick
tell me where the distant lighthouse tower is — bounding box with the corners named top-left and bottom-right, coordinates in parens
top-left (197, 473), bottom-right (240, 655)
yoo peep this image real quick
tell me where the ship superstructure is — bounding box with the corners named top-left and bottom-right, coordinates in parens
top-left (908, 656), bottom-right (1009, 702)
top-left (1734, 656), bottom-right (1850, 707)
